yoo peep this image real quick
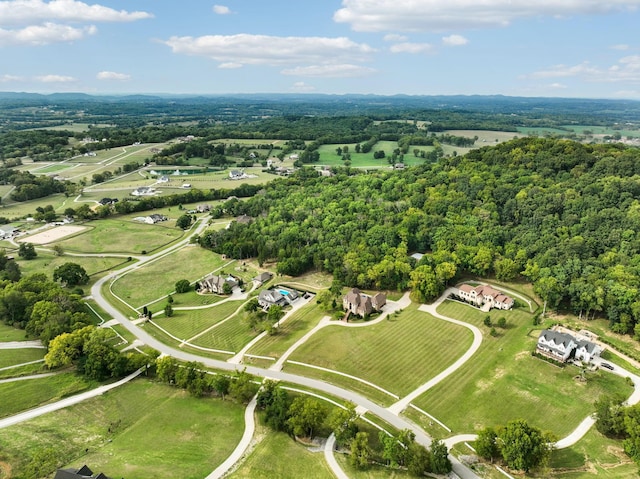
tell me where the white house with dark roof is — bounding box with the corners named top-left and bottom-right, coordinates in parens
top-left (536, 329), bottom-right (602, 364)
top-left (258, 289), bottom-right (287, 309)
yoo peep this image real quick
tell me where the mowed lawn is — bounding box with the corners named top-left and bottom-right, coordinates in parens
top-left (191, 312), bottom-right (260, 353)
top-left (154, 300), bottom-right (244, 340)
top-left (0, 322), bottom-right (28, 342)
top-left (412, 301), bottom-right (633, 437)
top-left (0, 372), bottom-right (96, 418)
top-left (56, 219), bottom-right (184, 254)
top-left (111, 247), bottom-right (229, 309)
top-left (287, 303), bottom-right (473, 397)
top-left (0, 380), bottom-right (246, 479)
top-left (247, 302), bottom-right (327, 359)
top-left (229, 425), bottom-right (334, 479)
top-left (0, 348), bottom-right (44, 369)
top-left (17, 252), bottom-right (128, 280)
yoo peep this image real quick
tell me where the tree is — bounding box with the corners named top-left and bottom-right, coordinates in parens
top-left (229, 369), bottom-right (259, 404)
top-left (52, 244), bottom-right (65, 256)
top-left (407, 442), bottom-right (431, 476)
top-left (175, 279), bottom-right (191, 293)
top-left (475, 426), bottom-right (500, 462)
top-left (430, 438), bottom-right (452, 474)
top-left (176, 213), bottom-right (193, 230)
top-left (18, 242), bottom-right (37, 260)
top-left (328, 402), bottom-right (359, 447)
top-left (497, 316), bottom-right (507, 328)
top-left (498, 419), bottom-right (554, 473)
top-left (53, 262), bottom-right (89, 286)
top-left (287, 396), bottom-right (326, 438)
top-left (167, 294), bottom-right (174, 304)
top-left (594, 395), bottom-right (627, 437)
top-left (349, 432), bottom-right (371, 469)
top-left (164, 303), bottom-right (174, 317)
top-left (211, 374), bottom-right (231, 399)
top-left (409, 264), bottom-right (440, 303)
top-left (264, 387), bottom-right (290, 431)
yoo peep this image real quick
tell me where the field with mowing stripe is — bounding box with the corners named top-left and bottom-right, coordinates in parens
top-left (0, 380), bottom-right (246, 479)
top-left (55, 219), bottom-right (184, 254)
top-left (412, 301), bottom-right (633, 437)
top-left (191, 312), bottom-right (259, 352)
top-left (111, 247), bottom-right (229, 309)
top-left (0, 372), bottom-right (96, 418)
top-left (229, 425), bottom-right (334, 479)
top-left (0, 348), bottom-right (45, 369)
top-left (0, 322), bottom-right (27, 342)
top-left (247, 302), bottom-right (326, 359)
top-left (287, 303), bottom-right (473, 398)
top-left (17, 252), bottom-right (129, 282)
top-left (154, 300), bottom-right (244, 340)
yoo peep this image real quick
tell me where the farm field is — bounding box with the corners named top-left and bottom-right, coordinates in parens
top-left (154, 299), bottom-right (245, 340)
top-left (286, 303), bottom-right (473, 398)
top-left (0, 372), bottom-right (95, 418)
top-left (0, 380), bottom-right (246, 479)
top-left (229, 425), bottom-right (334, 479)
top-left (247, 302), bottom-right (326, 360)
top-left (0, 348), bottom-right (45, 369)
top-left (55, 219), bottom-right (184, 254)
top-left (411, 301), bottom-right (633, 437)
top-left (111, 247), bottom-right (230, 309)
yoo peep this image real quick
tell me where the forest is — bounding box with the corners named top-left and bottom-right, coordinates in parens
top-left (200, 137), bottom-right (640, 338)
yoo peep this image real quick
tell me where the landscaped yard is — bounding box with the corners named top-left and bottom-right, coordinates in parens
top-left (153, 299), bottom-right (245, 340)
top-left (190, 311), bottom-right (260, 353)
top-left (229, 425), bottom-right (334, 479)
top-left (286, 303), bottom-right (474, 398)
top-left (110, 247), bottom-right (231, 309)
top-left (0, 380), bottom-right (246, 479)
top-left (411, 301), bottom-right (634, 438)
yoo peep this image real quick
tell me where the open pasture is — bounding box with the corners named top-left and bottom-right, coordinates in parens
top-left (287, 303), bottom-right (473, 398)
top-left (55, 219), bottom-right (184, 254)
top-left (111, 247), bottom-right (229, 309)
top-left (412, 301), bottom-right (633, 437)
top-left (0, 380), bottom-right (245, 479)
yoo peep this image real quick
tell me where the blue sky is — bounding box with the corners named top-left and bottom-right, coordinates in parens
top-left (1, 0), bottom-right (640, 98)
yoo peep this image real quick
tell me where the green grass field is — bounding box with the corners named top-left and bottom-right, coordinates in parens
top-left (0, 348), bottom-right (45, 369)
top-left (412, 301), bottom-right (633, 437)
top-left (190, 312), bottom-right (259, 352)
top-left (154, 300), bottom-right (245, 340)
top-left (229, 425), bottom-right (334, 479)
top-left (17, 251), bottom-right (129, 283)
top-left (0, 372), bottom-right (96, 418)
top-left (111, 247), bottom-right (230, 309)
top-left (287, 303), bottom-right (473, 398)
top-left (0, 322), bottom-right (28, 342)
top-left (0, 379), bottom-right (246, 479)
top-left (247, 302), bottom-right (326, 359)
top-left (55, 219), bottom-right (184, 254)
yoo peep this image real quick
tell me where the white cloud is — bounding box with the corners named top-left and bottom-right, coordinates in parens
top-left (611, 44), bottom-right (630, 50)
top-left (0, 74), bottom-right (22, 82)
top-left (281, 64), bottom-right (376, 78)
top-left (36, 74), bottom-right (76, 82)
top-left (163, 34), bottom-right (374, 67)
top-left (442, 34), bottom-right (468, 46)
top-left (529, 56), bottom-right (640, 83)
top-left (389, 42), bottom-right (432, 54)
top-left (383, 33), bottom-right (407, 42)
top-left (334, 0), bottom-right (640, 32)
top-left (96, 71), bottom-right (130, 81)
top-left (0, 0), bottom-right (152, 25)
top-left (0, 22), bottom-right (95, 45)
top-left (219, 62), bottom-right (243, 69)
top-left (549, 82), bottom-right (567, 89)
top-left (213, 5), bottom-right (232, 15)
top-left (290, 81), bottom-right (316, 92)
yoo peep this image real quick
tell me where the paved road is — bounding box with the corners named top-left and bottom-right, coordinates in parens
top-left (0, 340), bottom-right (45, 349)
top-left (324, 434), bottom-right (349, 479)
top-left (0, 372), bottom-right (59, 385)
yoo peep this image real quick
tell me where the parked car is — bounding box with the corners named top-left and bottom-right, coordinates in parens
top-left (600, 362), bottom-right (614, 370)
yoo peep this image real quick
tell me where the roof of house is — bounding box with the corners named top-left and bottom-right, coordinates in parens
top-left (576, 339), bottom-right (600, 354)
top-left (539, 329), bottom-right (576, 348)
top-left (459, 284), bottom-right (475, 294)
top-left (259, 289), bottom-right (284, 303)
top-left (54, 465), bottom-right (110, 479)
top-left (254, 272), bottom-right (273, 282)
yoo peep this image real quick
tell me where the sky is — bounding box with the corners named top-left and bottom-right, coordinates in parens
top-left (1, 0), bottom-right (640, 99)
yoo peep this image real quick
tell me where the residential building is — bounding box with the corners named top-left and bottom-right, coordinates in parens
top-left (253, 272), bottom-right (273, 284)
top-left (198, 274), bottom-right (238, 294)
top-left (455, 284), bottom-right (514, 311)
top-left (131, 186), bottom-right (156, 196)
top-left (258, 289), bottom-right (287, 309)
top-left (343, 288), bottom-right (386, 318)
top-left (54, 465), bottom-right (110, 479)
top-left (536, 329), bottom-right (603, 364)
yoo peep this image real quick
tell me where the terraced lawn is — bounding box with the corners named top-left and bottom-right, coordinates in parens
top-left (0, 348), bottom-right (45, 369)
top-left (287, 303), bottom-right (473, 398)
top-left (247, 302), bottom-right (326, 359)
top-left (111, 247), bottom-right (230, 309)
top-left (0, 380), bottom-right (245, 479)
top-left (154, 300), bottom-right (245, 340)
top-left (412, 301), bottom-right (634, 437)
